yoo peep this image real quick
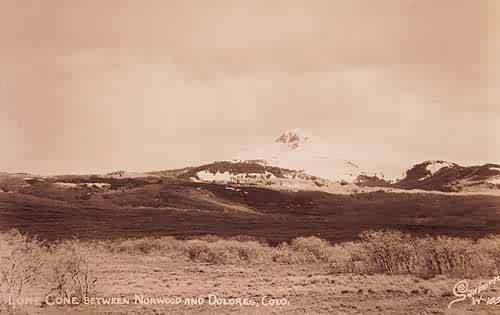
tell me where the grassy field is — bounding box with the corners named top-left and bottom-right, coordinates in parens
top-left (2, 179), bottom-right (500, 314)
top-left (2, 230), bottom-right (500, 314)
top-left (1, 180), bottom-right (500, 244)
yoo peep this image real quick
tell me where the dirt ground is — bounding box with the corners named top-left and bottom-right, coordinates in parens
top-left (10, 253), bottom-right (500, 315)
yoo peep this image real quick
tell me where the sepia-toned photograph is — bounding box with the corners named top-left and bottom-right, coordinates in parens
top-left (1, 1), bottom-right (499, 314)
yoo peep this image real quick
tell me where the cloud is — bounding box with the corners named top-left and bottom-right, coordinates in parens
top-left (0, 0), bottom-right (497, 173)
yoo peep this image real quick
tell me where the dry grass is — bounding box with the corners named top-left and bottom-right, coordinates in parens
top-left (2, 230), bottom-right (499, 282)
top-left (272, 236), bottom-right (338, 264)
top-left (98, 235), bottom-right (271, 264)
top-left (99, 236), bottom-right (181, 255)
top-left (1, 229), bottom-right (500, 312)
top-left (270, 231), bottom-right (500, 278)
top-left (182, 239), bottom-right (271, 264)
top-left (0, 231), bottom-right (44, 304)
top-left (1, 230), bottom-right (500, 314)
top-left (354, 231), bottom-right (498, 278)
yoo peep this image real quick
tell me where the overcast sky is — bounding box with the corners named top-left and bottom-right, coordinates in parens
top-left (1, 0), bottom-right (499, 174)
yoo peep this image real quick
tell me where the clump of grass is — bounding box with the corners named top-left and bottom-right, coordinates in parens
top-left (328, 242), bottom-right (365, 274)
top-left (183, 239), bottom-right (271, 264)
top-left (101, 236), bottom-right (181, 255)
top-left (271, 237), bottom-right (362, 272)
top-left (272, 236), bottom-right (333, 264)
top-left (290, 236), bottom-right (333, 262)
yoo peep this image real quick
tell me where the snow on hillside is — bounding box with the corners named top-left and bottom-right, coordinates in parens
top-left (195, 169), bottom-right (276, 184)
top-left (488, 177), bottom-right (500, 185)
top-left (179, 160), bottom-right (346, 192)
top-left (236, 129), bottom-right (403, 182)
top-left (54, 182), bottom-right (111, 189)
top-left (425, 161), bottom-right (455, 175)
top-left (396, 160), bottom-right (500, 193)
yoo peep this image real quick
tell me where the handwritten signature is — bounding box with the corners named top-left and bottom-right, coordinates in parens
top-left (448, 276), bottom-right (500, 308)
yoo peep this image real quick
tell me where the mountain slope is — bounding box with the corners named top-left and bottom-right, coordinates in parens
top-left (395, 161), bottom-right (500, 192)
top-left (2, 178), bottom-right (500, 243)
top-left (236, 129), bottom-right (399, 182)
top-left (171, 160), bottom-right (334, 191)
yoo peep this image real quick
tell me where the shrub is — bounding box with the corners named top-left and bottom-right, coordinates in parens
top-left (359, 230), bottom-right (418, 274)
top-left (183, 240), bottom-right (271, 264)
top-left (0, 230), bottom-right (44, 302)
top-left (102, 236), bottom-right (181, 255)
top-left (43, 240), bottom-right (97, 301)
top-left (271, 243), bottom-right (307, 264)
top-left (415, 236), bottom-right (495, 278)
top-left (476, 235), bottom-right (500, 272)
top-left (272, 236), bottom-right (337, 264)
top-left (2, 228), bottom-right (499, 289)
top-left (328, 242), bottom-right (365, 274)
top-left (290, 236), bottom-right (333, 262)
top-left (356, 230), bottom-right (497, 278)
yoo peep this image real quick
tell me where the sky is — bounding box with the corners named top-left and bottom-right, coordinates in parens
top-left (0, 0), bottom-right (499, 174)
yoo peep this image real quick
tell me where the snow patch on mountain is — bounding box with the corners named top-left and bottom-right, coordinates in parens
top-left (195, 170), bottom-right (276, 184)
top-left (425, 161), bottom-right (455, 175)
top-left (196, 170), bottom-right (232, 183)
top-left (54, 182), bottom-right (79, 189)
top-left (488, 177), bottom-right (500, 185)
top-left (237, 129), bottom-right (403, 182)
top-left (53, 182), bottom-right (111, 189)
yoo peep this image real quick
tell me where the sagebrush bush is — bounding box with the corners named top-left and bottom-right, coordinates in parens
top-left (272, 237), bottom-right (333, 264)
top-left (183, 240), bottom-right (271, 264)
top-left (0, 230), bottom-right (44, 302)
top-left (290, 236), bottom-right (332, 262)
top-left (328, 242), bottom-right (365, 274)
top-left (102, 236), bottom-right (181, 255)
top-left (43, 240), bottom-right (97, 300)
top-left (1, 227), bottom-right (500, 298)
top-left (0, 232), bottom-right (98, 310)
top-left (270, 231), bottom-right (500, 278)
top-left (476, 236), bottom-right (500, 271)
top-left (359, 230), bottom-right (418, 274)
top-left (357, 230), bottom-right (498, 278)
top-left (415, 236), bottom-right (495, 278)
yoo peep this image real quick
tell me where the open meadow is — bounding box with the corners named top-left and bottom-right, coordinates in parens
top-left (2, 230), bottom-right (500, 314)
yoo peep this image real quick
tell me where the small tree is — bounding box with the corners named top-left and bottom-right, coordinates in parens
top-left (0, 230), bottom-right (44, 305)
top-left (44, 241), bottom-right (97, 301)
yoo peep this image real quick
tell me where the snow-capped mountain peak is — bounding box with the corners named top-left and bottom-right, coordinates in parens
top-left (237, 129), bottom-right (384, 182)
top-left (275, 128), bottom-right (311, 149)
